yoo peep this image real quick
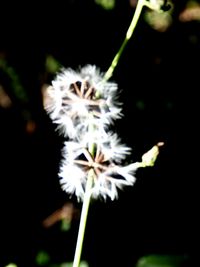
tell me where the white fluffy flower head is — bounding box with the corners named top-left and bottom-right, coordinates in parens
top-left (44, 64), bottom-right (139, 201)
top-left (59, 138), bottom-right (138, 201)
top-left (44, 65), bottom-right (122, 139)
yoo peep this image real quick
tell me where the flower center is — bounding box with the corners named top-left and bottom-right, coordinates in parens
top-left (70, 80), bottom-right (96, 100)
top-left (73, 146), bottom-right (112, 180)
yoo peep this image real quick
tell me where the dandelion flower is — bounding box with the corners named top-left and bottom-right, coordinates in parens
top-left (59, 137), bottom-right (138, 201)
top-left (44, 65), bottom-right (122, 138)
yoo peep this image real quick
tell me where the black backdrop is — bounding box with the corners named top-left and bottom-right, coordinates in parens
top-left (0, 1), bottom-right (197, 266)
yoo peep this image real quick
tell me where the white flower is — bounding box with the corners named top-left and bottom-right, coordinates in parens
top-left (73, 130), bottom-right (131, 162)
top-left (44, 65), bottom-right (122, 138)
top-left (44, 64), bottom-right (139, 201)
top-left (61, 131), bottom-right (131, 164)
top-left (59, 137), bottom-right (138, 201)
top-left (61, 141), bottom-right (85, 164)
top-left (91, 163), bottom-right (138, 200)
top-left (98, 132), bottom-right (132, 163)
top-left (59, 163), bottom-right (86, 201)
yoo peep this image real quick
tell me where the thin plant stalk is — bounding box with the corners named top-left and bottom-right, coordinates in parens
top-left (103, 0), bottom-right (145, 81)
top-left (72, 169), bottom-right (93, 267)
top-left (72, 115), bottom-right (95, 267)
top-left (72, 1), bottom-right (146, 266)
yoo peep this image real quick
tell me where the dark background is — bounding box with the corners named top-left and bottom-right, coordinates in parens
top-left (0, 0), bottom-right (197, 266)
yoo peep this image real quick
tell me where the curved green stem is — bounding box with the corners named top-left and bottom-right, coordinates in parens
top-left (72, 1), bottom-right (149, 266)
top-left (103, 0), bottom-right (145, 81)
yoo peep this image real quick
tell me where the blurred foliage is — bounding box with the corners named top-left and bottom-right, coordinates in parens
top-left (136, 254), bottom-right (188, 267)
top-left (61, 219), bottom-right (71, 231)
top-left (35, 250), bottom-right (89, 267)
top-left (144, 3), bottom-right (173, 32)
top-left (0, 57), bottom-right (35, 132)
top-left (0, 54), bottom-right (61, 108)
top-left (7, 256), bottom-right (89, 267)
top-left (0, 58), bottom-right (28, 103)
top-left (179, 0), bottom-right (200, 22)
top-left (36, 250), bottom-right (51, 266)
top-left (0, 85), bottom-right (12, 108)
top-left (57, 261), bottom-right (89, 267)
top-left (45, 55), bottom-right (62, 75)
top-left (95, 0), bottom-right (115, 10)
top-left (4, 264), bottom-right (18, 267)
top-left (35, 249), bottom-right (89, 267)
top-left (42, 202), bottom-right (79, 231)
top-left (0, 53), bottom-right (62, 134)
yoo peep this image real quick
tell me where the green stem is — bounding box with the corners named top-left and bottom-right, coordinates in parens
top-left (72, 114), bottom-right (95, 267)
top-left (72, 1), bottom-right (149, 265)
top-left (103, 0), bottom-right (145, 81)
top-left (72, 170), bottom-right (93, 267)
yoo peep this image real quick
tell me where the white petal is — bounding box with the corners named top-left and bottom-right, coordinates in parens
top-left (60, 141), bottom-right (86, 167)
top-left (97, 132), bottom-right (132, 163)
top-left (114, 163), bottom-right (139, 183)
top-left (59, 163), bottom-right (86, 201)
